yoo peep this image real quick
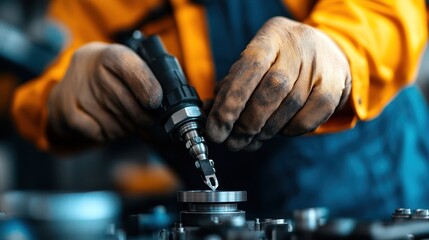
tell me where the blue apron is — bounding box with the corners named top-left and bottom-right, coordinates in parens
top-left (198, 0), bottom-right (429, 220)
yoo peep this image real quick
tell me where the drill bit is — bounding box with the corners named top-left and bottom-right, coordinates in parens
top-left (182, 122), bottom-right (219, 191)
top-left (195, 159), bottom-right (219, 191)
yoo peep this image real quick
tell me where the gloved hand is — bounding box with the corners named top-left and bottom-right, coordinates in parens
top-left (47, 42), bottom-right (163, 145)
top-left (206, 17), bottom-right (351, 151)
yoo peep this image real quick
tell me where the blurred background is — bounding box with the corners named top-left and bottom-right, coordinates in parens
top-left (0, 0), bottom-right (181, 214)
top-left (0, 1), bottom-right (182, 237)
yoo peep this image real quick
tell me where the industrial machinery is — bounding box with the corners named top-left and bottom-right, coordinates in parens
top-left (3, 190), bottom-right (429, 239)
top-left (132, 191), bottom-right (429, 240)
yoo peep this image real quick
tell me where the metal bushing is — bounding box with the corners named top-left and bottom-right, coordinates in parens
top-left (411, 209), bottom-right (429, 220)
top-left (392, 208), bottom-right (412, 220)
top-left (177, 191), bottom-right (247, 227)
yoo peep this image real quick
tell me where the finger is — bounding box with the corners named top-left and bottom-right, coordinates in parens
top-left (78, 95), bottom-right (128, 140)
top-left (206, 43), bottom-right (277, 143)
top-left (100, 97), bottom-right (137, 134)
top-left (48, 93), bottom-right (104, 143)
top-left (100, 44), bottom-right (163, 110)
top-left (242, 139), bottom-right (264, 152)
top-left (97, 66), bottom-right (154, 127)
top-left (224, 54), bottom-right (300, 151)
top-left (254, 61), bottom-right (313, 141)
top-left (281, 85), bottom-right (340, 136)
top-left (63, 103), bottom-right (105, 142)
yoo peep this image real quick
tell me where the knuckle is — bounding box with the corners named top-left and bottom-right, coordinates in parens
top-left (265, 16), bottom-right (288, 27)
top-left (211, 110), bottom-right (234, 131)
top-left (268, 16), bottom-right (284, 23)
top-left (65, 112), bottom-right (83, 131)
top-left (74, 42), bottom-right (109, 62)
top-left (292, 23), bottom-right (315, 38)
top-left (225, 135), bottom-right (251, 152)
top-left (287, 93), bottom-right (305, 110)
top-left (302, 121), bottom-right (319, 133)
top-left (290, 23), bottom-right (316, 41)
top-left (236, 121), bottom-right (260, 136)
top-left (72, 45), bottom-right (94, 63)
top-left (250, 59), bottom-right (266, 69)
top-left (212, 98), bottom-right (238, 124)
top-left (103, 44), bottom-right (124, 56)
top-left (256, 131), bottom-right (273, 141)
top-left (100, 44), bottom-right (135, 69)
top-left (239, 54), bottom-right (264, 69)
top-left (205, 118), bottom-right (230, 144)
top-left (318, 91), bottom-right (338, 113)
top-left (294, 118), bottom-right (319, 134)
top-left (265, 72), bottom-right (290, 93)
top-left (290, 25), bottom-right (317, 51)
top-left (99, 45), bottom-right (121, 66)
top-left (239, 48), bottom-right (270, 69)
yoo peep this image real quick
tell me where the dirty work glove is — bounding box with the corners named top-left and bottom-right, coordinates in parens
top-left (47, 42), bottom-right (163, 145)
top-left (206, 17), bottom-right (351, 151)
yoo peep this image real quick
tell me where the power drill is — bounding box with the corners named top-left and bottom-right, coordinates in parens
top-left (125, 31), bottom-right (219, 191)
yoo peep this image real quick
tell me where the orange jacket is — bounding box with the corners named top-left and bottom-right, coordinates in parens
top-left (12, 0), bottom-right (428, 150)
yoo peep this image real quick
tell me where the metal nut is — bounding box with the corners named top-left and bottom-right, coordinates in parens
top-left (164, 106), bottom-right (202, 133)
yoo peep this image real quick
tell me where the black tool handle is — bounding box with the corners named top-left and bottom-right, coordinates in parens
top-left (135, 35), bottom-right (202, 121)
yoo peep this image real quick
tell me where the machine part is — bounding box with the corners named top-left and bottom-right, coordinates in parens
top-left (254, 218), bottom-right (261, 231)
top-left (293, 207), bottom-right (329, 232)
top-left (411, 209), bottom-right (429, 220)
top-left (392, 208), bottom-right (412, 220)
top-left (313, 219), bottom-right (429, 240)
top-left (177, 191), bottom-right (246, 227)
top-left (261, 219), bottom-right (292, 231)
top-left (177, 191), bottom-right (246, 203)
top-left (263, 219), bottom-right (293, 240)
top-left (165, 107), bottom-right (202, 134)
top-left (127, 31), bottom-right (218, 191)
top-left (127, 205), bottom-right (172, 236)
top-left (0, 191), bottom-right (120, 240)
top-left (180, 122), bottom-right (218, 190)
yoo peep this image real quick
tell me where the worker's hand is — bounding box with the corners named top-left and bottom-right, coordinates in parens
top-left (47, 42), bottom-right (162, 144)
top-left (206, 17), bottom-right (351, 151)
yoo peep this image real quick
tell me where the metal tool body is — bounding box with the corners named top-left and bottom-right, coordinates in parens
top-left (127, 31), bottom-right (218, 191)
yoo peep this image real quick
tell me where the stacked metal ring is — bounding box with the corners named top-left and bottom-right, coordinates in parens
top-left (177, 190), bottom-right (247, 227)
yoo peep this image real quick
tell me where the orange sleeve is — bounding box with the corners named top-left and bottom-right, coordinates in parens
top-left (303, 0), bottom-right (428, 133)
top-left (12, 0), bottom-right (164, 150)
